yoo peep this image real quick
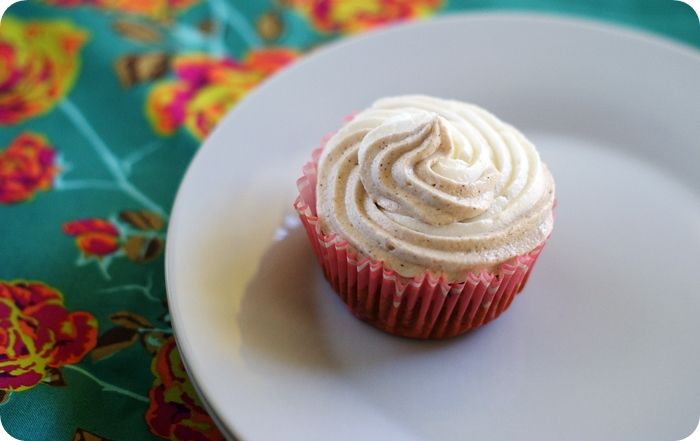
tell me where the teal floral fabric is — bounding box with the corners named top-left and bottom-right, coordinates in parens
top-left (0, 0), bottom-right (698, 439)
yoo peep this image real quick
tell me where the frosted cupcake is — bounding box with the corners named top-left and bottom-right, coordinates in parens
top-left (295, 95), bottom-right (555, 339)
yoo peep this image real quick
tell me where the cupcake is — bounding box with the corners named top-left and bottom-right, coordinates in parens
top-left (295, 95), bottom-right (555, 339)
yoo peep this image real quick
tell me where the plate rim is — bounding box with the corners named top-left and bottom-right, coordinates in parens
top-left (164, 11), bottom-right (700, 440)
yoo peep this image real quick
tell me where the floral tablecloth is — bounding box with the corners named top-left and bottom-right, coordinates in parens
top-left (1, 0), bottom-right (698, 440)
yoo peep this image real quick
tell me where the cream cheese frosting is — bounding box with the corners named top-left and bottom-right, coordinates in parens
top-left (316, 95), bottom-right (555, 279)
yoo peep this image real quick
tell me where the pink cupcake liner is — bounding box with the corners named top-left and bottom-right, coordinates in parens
top-left (295, 147), bottom-right (547, 339)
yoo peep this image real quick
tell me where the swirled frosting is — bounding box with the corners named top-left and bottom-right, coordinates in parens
top-left (316, 95), bottom-right (555, 279)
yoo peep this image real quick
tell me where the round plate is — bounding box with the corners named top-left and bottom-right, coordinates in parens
top-left (166, 13), bottom-right (700, 441)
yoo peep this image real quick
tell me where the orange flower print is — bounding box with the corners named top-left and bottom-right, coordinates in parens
top-left (147, 48), bottom-right (297, 140)
top-left (0, 132), bottom-right (59, 204)
top-left (145, 337), bottom-right (224, 441)
top-left (0, 17), bottom-right (87, 125)
top-left (63, 219), bottom-right (121, 258)
top-left (288, 0), bottom-right (443, 33)
top-left (45, 0), bottom-right (199, 20)
top-left (0, 281), bottom-right (98, 392)
top-left (63, 211), bottom-right (166, 278)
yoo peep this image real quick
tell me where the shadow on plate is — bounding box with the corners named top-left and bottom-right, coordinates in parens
top-left (238, 216), bottom-right (342, 372)
top-left (237, 215), bottom-right (489, 374)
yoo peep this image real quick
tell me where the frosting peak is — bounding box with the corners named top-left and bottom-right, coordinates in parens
top-left (316, 95), bottom-right (555, 279)
top-left (358, 111), bottom-right (500, 226)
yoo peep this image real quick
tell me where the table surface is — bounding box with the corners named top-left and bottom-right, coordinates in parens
top-left (1, 1), bottom-right (699, 440)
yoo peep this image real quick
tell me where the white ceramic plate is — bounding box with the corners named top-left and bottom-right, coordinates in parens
top-left (166, 13), bottom-right (700, 441)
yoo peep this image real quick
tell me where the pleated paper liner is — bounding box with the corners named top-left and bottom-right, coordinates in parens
top-left (295, 146), bottom-right (547, 339)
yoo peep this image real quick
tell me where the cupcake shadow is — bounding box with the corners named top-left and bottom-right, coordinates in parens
top-left (238, 215), bottom-right (482, 374)
top-left (238, 216), bottom-right (342, 372)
